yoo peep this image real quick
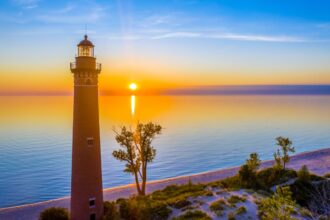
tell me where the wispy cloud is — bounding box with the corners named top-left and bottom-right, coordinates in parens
top-left (35, 5), bottom-right (105, 24)
top-left (208, 33), bottom-right (306, 42)
top-left (11, 0), bottom-right (40, 9)
top-left (316, 22), bottom-right (330, 29)
top-left (11, 0), bottom-right (39, 5)
top-left (150, 31), bottom-right (307, 42)
top-left (151, 32), bottom-right (202, 39)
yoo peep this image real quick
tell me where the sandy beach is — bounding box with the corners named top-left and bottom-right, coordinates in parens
top-left (1, 147), bottom-right (329, 220)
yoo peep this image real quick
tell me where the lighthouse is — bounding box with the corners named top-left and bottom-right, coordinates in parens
top-left (70, 35), bottom-right (103, 220)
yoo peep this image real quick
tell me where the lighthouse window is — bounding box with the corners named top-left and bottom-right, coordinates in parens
top-left (89, 198), bottom-right (96, 208)
top-left (87, 137), bottom-right (94, 147)
top-left (90, 213), bottom-right (96, 220)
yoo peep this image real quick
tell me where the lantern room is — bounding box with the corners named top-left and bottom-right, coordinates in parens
top-left (77, 35), bottom-right (94, 57)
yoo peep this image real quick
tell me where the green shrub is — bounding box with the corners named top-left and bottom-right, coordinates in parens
top-left (227, 211), bottom-right (236, 220)
top-left (238, 164), bottom-right (257, 188)
top-left (257, 167), bottom-right (297, 189)
top-left (117, 196), bottom-right (171, 220)
top-left (219, 175), bottom-right (241, 189)
top-left (39, 207), bottom-right (69, 220)
top-left (209, 199), bottom-right (226, 212)
top-left (103, 201), bottom-right (120, 220)
top-left (172, 199), bottom-right (192, 209)
top-left (151, 184), bottom-right (206, 202)
top-left (173, 210), bottom-right (212, 220)
top-left (300, 207), bottom-right (313, 218)
top-left (297, 165), bottom-right (310, 182)
top-left (227, 195), bottom-right (246, 205)
top-left (236, 206), bottom-right (247, 215)
top-left (258, 186), bottom-right (297, 220)
top-left (203, 190), bottom-right (213, 196)
top-left (290, 179), bottom-right (314, 207)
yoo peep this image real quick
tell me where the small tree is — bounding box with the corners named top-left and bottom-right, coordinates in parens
top-left (246, 153), bottom-right (261, 171)
top-left (113, 122), bottom-right (162, 196)
top-left (258, 186), bottom-right (297, 220)
top-left (238, 153), bottom-right (261, 188)
top-left (274, 137), bottom-right (295, 170)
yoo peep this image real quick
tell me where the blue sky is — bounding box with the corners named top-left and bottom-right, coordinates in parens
top-left (0, 0), bottom-right (330, 93)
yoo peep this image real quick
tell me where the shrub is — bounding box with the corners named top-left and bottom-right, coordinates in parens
top-left (103, 201), bottom-right (119, 220)
top-left (203, 190), bottom-right (213, 197)
top-left (117, 196), bottom-right (171, 220)
top-left (219, 175), bottom-right (241, 189)
top-left (290, 179), bottom-right (314, 208)
top-left (238, 164), bottom-right (257, 189)
top-left (297, 165), bottom-right (310, 182)
top-left (227, 195), bottom-right (246, 205)
top-left (227, 211), bottom-right (236, 220)
top-left (300, 207), bottom-right (313, 218)
top-left (236, 206), bottom-right (247, 215)
top-left (257, 167), bottom-right (297, 189)
top-left (258, 186), bottom-right (297, 220)
top-left (209, 199), bottom-right (226, 212)
top-left (173, 210), bottom-right (212, 220)
top-left (172, 199), bottom-right (192, 209)
top-left (238, 153), bottom-right (261, 189)
top-left (151, 184), bottom-right (206, 202)
top-left (39, 207), bottom-right (69, 220)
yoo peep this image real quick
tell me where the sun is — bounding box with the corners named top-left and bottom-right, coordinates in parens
top-left (129, 83), bottom-right (138, 91)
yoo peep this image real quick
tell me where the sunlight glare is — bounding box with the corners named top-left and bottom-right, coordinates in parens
top-left (129, 83), bottom-right (137, 91)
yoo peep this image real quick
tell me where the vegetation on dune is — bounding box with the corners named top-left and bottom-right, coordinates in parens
top-left (209, 199), bottom-right (227, 216)
top-left (38, 134), bottom-right (329, 219)
top-left (112, 122), bottom-right (162, 196)
top-left (238, 153), bottom-right (261, 188)
top-left (290, 178), bottom-right (330, 216)
top-left (297, 165), bottom-right (311, 182)
top-left (273, 136), bottom-right (295, 170)
top-left (235, 206), bottom-right (247, 215)
top-left (103, 201), bottom-right (120, 220)
top-left (258, 186), bottom-right (297, 220)
top-left (116, 196), bottom-right (171, 220)
top-left (172, 210), bottom-right (212, 220)
top-left (39, 207), bottom-right (69, 220)
top-left (227, 195), bottom-right (246, 206)
top-left (101, 182), bottom-right (212, 220)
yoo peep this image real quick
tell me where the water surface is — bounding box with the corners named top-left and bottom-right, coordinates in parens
top-left (0, 95), bottom-right (329, 208)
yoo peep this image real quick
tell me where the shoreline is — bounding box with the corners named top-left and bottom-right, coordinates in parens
top-left (1, 147), bottom-right (329, 220)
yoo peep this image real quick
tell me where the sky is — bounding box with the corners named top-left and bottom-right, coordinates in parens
top-left (0, 0), bottom-right (330, 95)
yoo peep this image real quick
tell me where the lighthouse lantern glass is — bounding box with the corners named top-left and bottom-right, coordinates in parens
top-left (78, 45), bottom-right (94, 57)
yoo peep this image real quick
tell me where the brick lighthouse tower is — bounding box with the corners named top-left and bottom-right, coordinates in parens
top-left (70, 35), bottom-right (103, 220)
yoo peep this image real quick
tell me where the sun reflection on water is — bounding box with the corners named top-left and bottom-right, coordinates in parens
top-left (131, 95), bottom-right (135, 116)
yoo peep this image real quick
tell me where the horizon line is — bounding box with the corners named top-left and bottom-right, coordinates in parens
top-left (1, 85), bottom-right (330, 96)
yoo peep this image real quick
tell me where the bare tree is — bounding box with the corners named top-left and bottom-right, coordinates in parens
top-left (112, 122), bottom-right (162, 196)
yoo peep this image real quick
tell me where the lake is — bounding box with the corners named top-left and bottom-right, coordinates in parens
top-left (0, 95), bottom-right (329, 208)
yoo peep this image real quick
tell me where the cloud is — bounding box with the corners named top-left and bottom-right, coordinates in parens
top-left (12, 0), bottom-right (39, 5)
top-left (316, 22), bottom-right (330, 29)
top-left (209, 33), bottom-right (306, 42)
top-left (11, 0), bottom-right (40, 8)
top-left (151, 31), bottom-right (307, 43)
top-left (35, 5), bottom-right (105, 24)
top-left (151, 32), bottom-right (201, 39)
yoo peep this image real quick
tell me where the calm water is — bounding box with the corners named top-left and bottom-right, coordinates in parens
top-left (0, 95), bottom-right (330, 208)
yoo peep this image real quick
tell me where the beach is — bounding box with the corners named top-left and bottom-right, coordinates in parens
top-left (0, 147), bottom-right (329, 220)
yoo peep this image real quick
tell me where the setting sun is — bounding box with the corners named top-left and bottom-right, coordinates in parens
top-left (129, 83), bottom-right (138, 91)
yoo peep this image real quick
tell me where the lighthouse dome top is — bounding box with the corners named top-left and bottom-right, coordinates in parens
top-left (78, 35), bottom-right (94, 47)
